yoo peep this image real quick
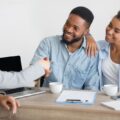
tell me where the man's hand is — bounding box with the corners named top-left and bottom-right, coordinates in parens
top-left (85, 33), bottom-right (98, 56)
top-left (0, 95), bottom-right (20, 114)
top-left (45, 69), bottom-right (52, 78)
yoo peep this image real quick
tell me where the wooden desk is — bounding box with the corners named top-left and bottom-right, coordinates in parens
top-left (0, 89), bottom-right (120, 120)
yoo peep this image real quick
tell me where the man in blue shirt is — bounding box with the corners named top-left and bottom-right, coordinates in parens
top-left (31, 6), bottom-right (99, 90)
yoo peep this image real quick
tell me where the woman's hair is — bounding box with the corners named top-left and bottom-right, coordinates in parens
top-left (115, 11), bottom-right (120, 19)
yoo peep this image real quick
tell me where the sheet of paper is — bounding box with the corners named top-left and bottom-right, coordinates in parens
top-left (101, 100), bottom-right (120, 110)
top-left (56, 90), bottom-right (96, 104)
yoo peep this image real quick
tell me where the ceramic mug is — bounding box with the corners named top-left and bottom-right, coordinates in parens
top-left (49, 82), bottom-right (63, 94)
top-left (102, 84), bottom-right (118, 96)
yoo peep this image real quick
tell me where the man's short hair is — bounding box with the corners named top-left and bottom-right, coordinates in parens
top-left (70, 6), bottom-right (94, 27)
top-left (115, 11), bottom-right (120, 19)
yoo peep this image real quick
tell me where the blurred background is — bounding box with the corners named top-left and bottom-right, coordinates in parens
top-left (0, 0), bottom-right (119, 68)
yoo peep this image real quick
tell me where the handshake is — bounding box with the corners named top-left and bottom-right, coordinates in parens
top-left (38, 57), bottom-right (51, 77)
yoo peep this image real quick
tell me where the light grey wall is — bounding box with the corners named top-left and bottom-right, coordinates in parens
top-left (0, 0), bottom-right (119, 68)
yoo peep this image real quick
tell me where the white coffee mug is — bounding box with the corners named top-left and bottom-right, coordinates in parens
top-left (49, 82), bottom-right (63, 94)
top-left (102, 84), bottom-right (118, 96)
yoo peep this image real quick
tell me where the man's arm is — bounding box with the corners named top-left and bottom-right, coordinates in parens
top-left (31, 38), bottom-right (50, 64)
top-left (84, 56), bottom-right (100, 91)
top-left (30, 38), bottom-right (51, 86)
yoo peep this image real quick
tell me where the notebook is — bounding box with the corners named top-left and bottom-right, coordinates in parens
top-left (9, 88), bottom-right (46, 99)
top-left (101, 100), bottom-right (120, 110)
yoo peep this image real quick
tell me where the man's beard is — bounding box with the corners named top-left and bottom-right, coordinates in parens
top-left (61, 34), bottom-right (84, 45)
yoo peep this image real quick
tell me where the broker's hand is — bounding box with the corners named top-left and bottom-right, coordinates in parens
top-left (39, 58), bottom-right (50, 71)
top-left (0, 95), bottom-right (20, 114)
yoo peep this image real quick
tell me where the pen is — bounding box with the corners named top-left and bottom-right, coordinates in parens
top-left (66, 99), bottom-right (89, 103)
top-left (66, 99), bottom-right (82, 102)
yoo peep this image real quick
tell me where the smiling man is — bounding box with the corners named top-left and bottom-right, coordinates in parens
top-left (31, 6), bottom-right (100, 90)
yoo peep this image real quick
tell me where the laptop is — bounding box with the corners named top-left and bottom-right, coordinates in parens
top-left (9, 88), bottom-right (46, 99)
top-left (0, 56), bottom-right (25, 94)
top-left (0, 56), bottom-right (46, 98)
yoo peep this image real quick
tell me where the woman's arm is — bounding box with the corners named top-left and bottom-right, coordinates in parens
top-left (85, 33), bottom-right (98, 56)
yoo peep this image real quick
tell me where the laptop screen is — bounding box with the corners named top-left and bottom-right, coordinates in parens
top-left (0, 56), bottom-right (22, 72)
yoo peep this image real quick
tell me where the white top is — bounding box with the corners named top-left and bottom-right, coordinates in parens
top-left (102, 48), bottom-right (119, 85)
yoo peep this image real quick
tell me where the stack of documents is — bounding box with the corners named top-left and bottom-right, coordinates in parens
top-left (56, 90), bottom-right (96, 104)
top-left (101, 100), bottom-right (120, 110)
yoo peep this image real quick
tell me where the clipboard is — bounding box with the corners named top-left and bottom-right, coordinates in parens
top-left (56, 90), bottom-right (96, 105)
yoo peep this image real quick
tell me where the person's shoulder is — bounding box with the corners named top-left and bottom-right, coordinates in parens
top-left (39, 35), bottom-right (61, 45)
top-left (97, 40), bottom-right (106, 44)
top-left (43, 35), bottom-right (62, 41)
top-left (97, 40), bottom-right (109, 50)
